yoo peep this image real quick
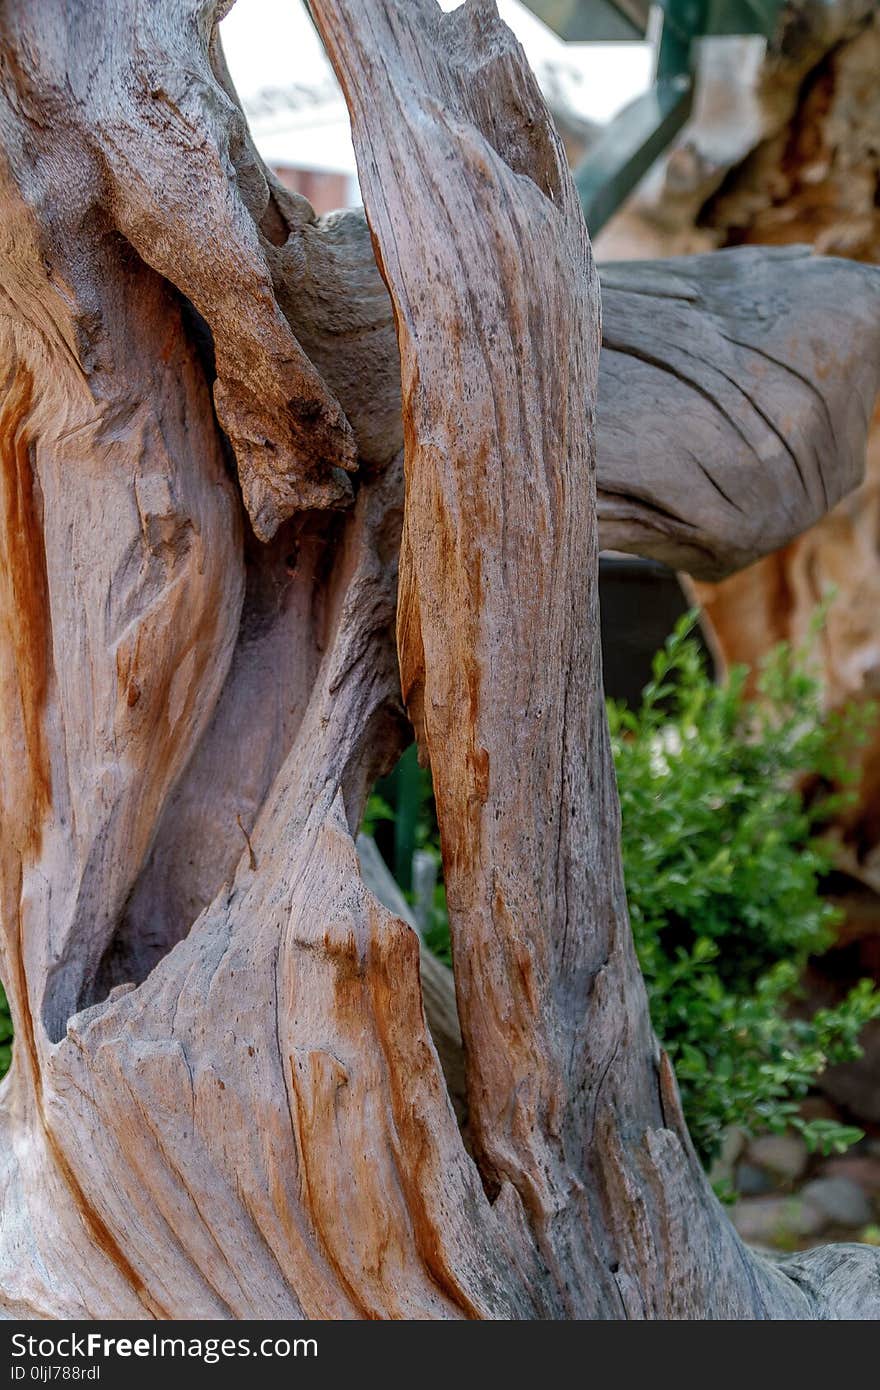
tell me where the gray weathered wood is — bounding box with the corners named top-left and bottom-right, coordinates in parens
top-left (1, 0), bottom-right (871, 578)
top-left (311, 0), bottom-right (880, 1318)
top-left (356, 833), bottom-right (467, 1122)
top-left (598, 247), bottom-right (880, 577)
top-left (1, 0), bottom-right (879, 1320)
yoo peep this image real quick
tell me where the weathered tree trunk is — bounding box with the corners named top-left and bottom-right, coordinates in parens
top-left (2, 0), bottom-right (880, 1319)
top-left (594, 3), bottom-right (880, 1123)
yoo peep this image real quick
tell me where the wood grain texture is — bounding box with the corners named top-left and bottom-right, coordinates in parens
top-left (356, 832), bottom-right (467, 1124)
top-left (0, 0), bottom-right (879, 1321)
top-left (312, 0), bottom-right (880, 1318)
top-left (598, 247), bottom-right (880, 578)
top-left (0, 2), bottom-right (876, 568)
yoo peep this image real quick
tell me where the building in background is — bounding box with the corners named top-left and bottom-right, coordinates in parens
top-left (221, 0), bottom-right (654, 213)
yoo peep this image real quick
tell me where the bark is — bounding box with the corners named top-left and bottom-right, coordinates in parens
top-left (1, 0), bottom-right (879, 1320)
top-left (596, 248), bottom-right (880, 578)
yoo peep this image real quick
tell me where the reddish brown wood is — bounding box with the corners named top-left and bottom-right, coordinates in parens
top-left (0, 0), bottom-right (879, 1319)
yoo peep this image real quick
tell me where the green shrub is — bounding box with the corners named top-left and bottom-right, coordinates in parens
top-left (608, 613), bottom-right (880, 1162)
top-left (0, 981), bottom-right (11, 1079)
top-left (409, 612), bottom-right (880, 1165)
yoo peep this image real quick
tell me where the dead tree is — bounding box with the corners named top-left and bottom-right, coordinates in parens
top-left (2, 0), bottom-right (880, 1319)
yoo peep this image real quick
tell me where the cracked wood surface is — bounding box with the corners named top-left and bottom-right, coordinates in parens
top-left (2, 2), bottom-right (874, 565)
top-left (0, 0), bottom-right (879, 1320)
top-left (597, 247), bottom-right (880, 577)
top-left (312, 0), bottom-right (880, 1317)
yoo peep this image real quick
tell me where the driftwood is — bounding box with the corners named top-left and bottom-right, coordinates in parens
top-left (597, 248), bottom-right (880, 578)
top-left (0, 0), bottom-right (869, 572)
top-left (609, 5), bottom-right (880, 1132)
top-left (1, 0), bottom-right (880, 1319)
top-left (356, 832), bottom-right (466, 1122)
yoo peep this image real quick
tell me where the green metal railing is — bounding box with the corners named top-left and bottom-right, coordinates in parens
top-left (524, 0), bottom-right (652, 41)
top-left (523, 0), bottom-right (785, 235)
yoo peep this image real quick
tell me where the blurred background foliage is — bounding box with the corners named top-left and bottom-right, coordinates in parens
top-left (365, 612), bottom-right (880, 1167)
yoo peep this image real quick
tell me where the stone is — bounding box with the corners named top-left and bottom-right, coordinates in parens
top-left (736, 1163), bottom-right (775, 1196)
top-left (746, 1133), bottom-right (809, 1182)
top-left (798, 1095), bottom-right (842, 1125)
top-left (720, 1127), bottom-right (747, 1167)
top-left (708, 1126), bottom-right (748, 1188)
top-left (819, 1156), bottom-right (880, 1195)
top-left (800, 1177), bottom-right (874, 1229)
top-left (732, 1196), bottom-right (827, 1244)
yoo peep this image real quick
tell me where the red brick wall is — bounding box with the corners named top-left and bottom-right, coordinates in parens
top-left (272, 165), bottom-right (351, 214)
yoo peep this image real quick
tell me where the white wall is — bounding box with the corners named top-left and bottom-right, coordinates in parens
top-left (221, 0), bottom-right (654, 182)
